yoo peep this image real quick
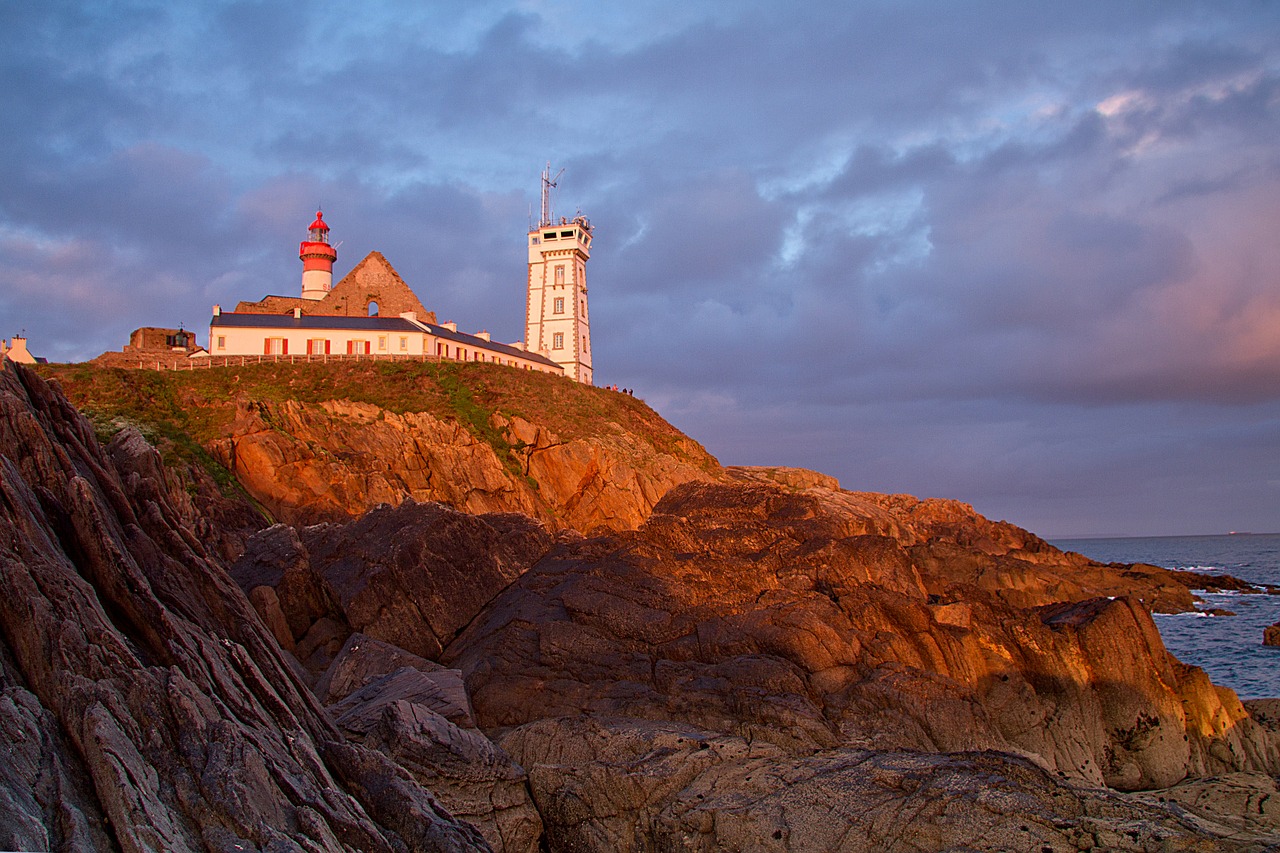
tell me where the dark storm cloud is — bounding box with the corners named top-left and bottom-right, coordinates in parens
top-left (3, 1), bottom-right (1279, 535)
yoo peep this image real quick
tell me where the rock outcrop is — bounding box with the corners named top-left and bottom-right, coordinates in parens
top-left (228, 505), bottom-right (555, 852)
top-left (0, 360), bottom-right (486, 851)
top-left (322, 636), bottom-right (544, 853)
top-left (212, 396), bottom-right (717, 533)
top-left (437, 481), bottom-right (1279, 791)
top-left (502, 716), bottom-right (1266, 852)
top-left (231, 501), bottom-right (556, 673)
top-left (1264, 621), bottom-right (1280, 646)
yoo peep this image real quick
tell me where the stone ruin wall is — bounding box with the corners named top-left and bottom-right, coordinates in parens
top-left (234, 253), bottom-right (435, 323)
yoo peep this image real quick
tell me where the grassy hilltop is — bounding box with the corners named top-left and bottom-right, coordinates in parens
top-left (37, 360), bottom-right (716, 484)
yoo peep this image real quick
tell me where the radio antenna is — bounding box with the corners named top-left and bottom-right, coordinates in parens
top-left (540, 162), bottom-right (564, 227)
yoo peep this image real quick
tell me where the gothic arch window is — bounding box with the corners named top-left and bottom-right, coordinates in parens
top-left (367, 301), bottom-right (379, 317)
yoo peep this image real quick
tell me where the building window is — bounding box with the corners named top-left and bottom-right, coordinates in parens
top-left (216, 336), bottom-right (226, 350)
top-left (166, 332), bottom-right (189, 347)
top-left (378, 336), bottom-right (387, 351)
top-left (553, 297), bottom-right (564, 314)
top-left (543, 231), bottom-right (556, 240)
top-left (399, 336), bottom-right (408, 351)
top-left (367, 301), bottom-right (379, 317)
top-left (347, 340), bottom-right (370, 355)
top-left (437, 342), bottom-right (446, 357)
top-left (553, 332), bottom-right (564, 350)
top-left (306, 338), bottom-right (329, 355)
top-left (265, 337), bottom-right (287, 355)
top-left (555, 265), bottom-right (565, 285)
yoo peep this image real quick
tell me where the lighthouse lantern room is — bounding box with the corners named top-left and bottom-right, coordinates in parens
top-left (299, 210), bottom-right (338, 300)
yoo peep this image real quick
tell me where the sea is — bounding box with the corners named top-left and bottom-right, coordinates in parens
top-left (1050, 534), bottom-right (1280, 700)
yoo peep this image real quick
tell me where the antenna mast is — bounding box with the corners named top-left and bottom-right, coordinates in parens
top-left (540, 161), bottom-right (564, 227)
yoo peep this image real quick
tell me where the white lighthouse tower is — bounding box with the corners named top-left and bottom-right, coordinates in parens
top-left (526, 165), bottom-right (593, 385)
top-left (299, 210), bottom-right (338, 300)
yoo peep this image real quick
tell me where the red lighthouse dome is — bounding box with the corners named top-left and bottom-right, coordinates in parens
top-left (300, 210), bottom-right (338, 300)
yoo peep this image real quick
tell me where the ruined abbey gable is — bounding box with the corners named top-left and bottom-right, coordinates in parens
top-left (235, 252), bottom-right (435, 322)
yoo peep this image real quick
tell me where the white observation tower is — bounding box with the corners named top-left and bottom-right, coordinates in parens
top-left (525, 164), bottom-right (593, 385)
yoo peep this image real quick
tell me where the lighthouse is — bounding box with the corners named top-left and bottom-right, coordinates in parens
top-left (299, 210), bottom-right (337, 300)
top-left (526, 165), bottom-right (593, 385)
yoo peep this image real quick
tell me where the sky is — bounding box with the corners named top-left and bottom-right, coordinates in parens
top-left (2, 1), bottom-right (1279, 538)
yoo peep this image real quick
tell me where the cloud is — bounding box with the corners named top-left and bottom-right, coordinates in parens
top-left (4, 0), bottom-right (1280, 535)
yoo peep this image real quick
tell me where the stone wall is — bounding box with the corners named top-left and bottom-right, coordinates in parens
top-left (126, 327), bottom-right (201, 353)
top-left (235, 253), bottom-right (436, 323)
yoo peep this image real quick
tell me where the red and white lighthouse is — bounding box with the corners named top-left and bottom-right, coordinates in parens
top-left (299, 210), bottom-right (338, 300)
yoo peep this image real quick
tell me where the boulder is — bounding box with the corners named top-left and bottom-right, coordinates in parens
top-left (1264, 622), bottom-right (1280, 646)
top-left (357, 700), bottom-right (542, 853)
top-left (331, 666), bottom-right (475, 731)
top-left (318, 631), bottom-right (463, 707)
top-left (231, 500), bottom-right (556, 671)
top-left (328, 661), bottom-right (542, 853)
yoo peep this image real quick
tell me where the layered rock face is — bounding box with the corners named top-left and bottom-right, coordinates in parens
top-left (441, 481), bottom-right (1279, 790)
top-left (0, 362), bottom-right (486, 851)
top-left (231, 460), bottom-right (1280, 848)
top-left (211, 398), bottom-right (716, 533)
top-left (503, 717), bottom-right (1267, 852)
top-left (448, 482), bottom-right (1280, 849)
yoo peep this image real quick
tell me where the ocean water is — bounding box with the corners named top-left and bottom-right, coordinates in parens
top-left (1050, 534), bottom-right (1280, 700)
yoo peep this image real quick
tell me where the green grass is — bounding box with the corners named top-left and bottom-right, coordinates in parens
top-left (37, 360), bottom-right (719, 483)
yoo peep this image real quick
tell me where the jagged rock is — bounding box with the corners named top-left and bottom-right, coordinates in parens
top-left (0, 646), bottom-right (113, 852)
top-left (211, 396), bottom-right (718, 532)
top-left (353, 699), bottom-right (543, 853)
top-left (444, 479), bottom-right (1280, 797)
top-left (232, 501), bottom-right (556, 672)
top-left (1263, 621), bottom-right (1280, 646)
top-left (331, 666), bottom-right (475, 731)
top-left (503, 716), bottom-right (1253, 852)
top-left (0, 361), bottom-right (487, 851)
top-left (318, 632), bottom-right (465, 709)
top-left (104, 423), bottom-right (268, 561)
top-left (724, 464), bottom-right (841, 491)
top-left (324, 649), bottom-right (540, 853)
top-left (1137, 772), bottom-right (1280, 841)
top-left (26, 359), bottom-right (1280, 851)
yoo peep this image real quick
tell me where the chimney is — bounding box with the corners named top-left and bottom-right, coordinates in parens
top-left (476, 330), bottom-right (491, 341)
top-left (293, 307), bottom-right (302, 319)
top-left (442, 321), bottom-right (457, 332)
top-left (212, 304), bottom-right (221, 316)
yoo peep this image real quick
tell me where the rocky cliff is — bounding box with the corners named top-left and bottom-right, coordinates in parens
top-left (0, 361), bottom-right (486, 851)
top-left (212, 396), bottom-right (715, 533)
top-left (13, 359), bottom-right (1280, 851)
top-left (42, 361), bottom-right (719, 536)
